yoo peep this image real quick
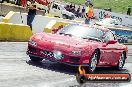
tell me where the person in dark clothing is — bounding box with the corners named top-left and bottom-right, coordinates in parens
top-left (127, 5), bottom-right (131, 15)
top-left (69, 4), bottom-right (73, 12)
top-left (82, 7), bottom-right (85, 18)
top-left (70, 4), bottom-right (72, 8)
top-left (73, 4), bottom-right (75, 9)
top-left (76, 6), bottom-right (81, 18)
top-left (27, 0), bottom-right (37, 30)
top-left (72, 4), bottom-right (76, 13)
top-left (65, 5), bottom-right (70, 11)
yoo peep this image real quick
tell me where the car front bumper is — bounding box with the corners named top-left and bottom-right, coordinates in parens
top-left (26, 45), bottom-right (89, 66)
top-left (27, 52), bottom-right (89, 67)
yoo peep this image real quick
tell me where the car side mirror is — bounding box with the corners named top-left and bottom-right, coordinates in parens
top-left (107, 40), bottom-right (117, 45)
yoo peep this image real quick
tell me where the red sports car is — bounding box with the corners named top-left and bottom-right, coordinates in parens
top-left (27, 24), bottom-right (128, 73)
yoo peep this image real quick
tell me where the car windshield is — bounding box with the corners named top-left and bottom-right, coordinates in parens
top-left (58, 25), bottom-right (104, 41)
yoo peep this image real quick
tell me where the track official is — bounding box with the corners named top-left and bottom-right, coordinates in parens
top-left (85, 3), bottom-right (93, 24)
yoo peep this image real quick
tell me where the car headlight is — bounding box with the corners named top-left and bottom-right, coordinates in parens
top-left (29, 40), bottom-right (37, 46)
top-left (53, 51), bottom-right (64, 60)
top-left (70, 51), bottom-right (82, 56)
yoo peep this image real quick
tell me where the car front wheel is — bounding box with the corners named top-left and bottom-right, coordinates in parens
top-left (88, 51), bottom-right (98, 73)
top-left (29, 56), bottom-right (43, 62)
top-left (116, 53), bottom-right (125, 70)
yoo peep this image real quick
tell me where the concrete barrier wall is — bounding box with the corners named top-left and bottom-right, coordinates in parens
top-left (0, 23), bottom-right (32, 41)
top-left (5, 12), bottom-right (82, 34)
top-left (5, 12), bottom-right (51, 34)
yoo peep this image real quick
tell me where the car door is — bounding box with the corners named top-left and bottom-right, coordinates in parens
top-left (100, 31), bottom-right (118, 65)
top-left (109, 32), bottom-right (123, 63)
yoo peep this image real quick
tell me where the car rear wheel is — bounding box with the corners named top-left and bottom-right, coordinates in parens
top-left (88, 51), bottom-right (98, 73)
top-left (62, 14), bottom-right (67, 19)
top-left (116, 53), bottom-right (125, 70)
top-left (29, 56), bottom-right (43, 62)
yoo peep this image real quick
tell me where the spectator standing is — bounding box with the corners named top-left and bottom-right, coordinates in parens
top-left (65, 5), bottom-right (70, 11)
top-left (69, 4), bottom-right (73, 12)
top-left (47, 1), bottom-right (51, 13)
top-left (27, 0), bottom-right (37, 30)
top-left (76, 6), bottom-right (81, 18)
top-left (104, 13), bottom-right (110, 18)
top-left (85, 3), bottom-right (94, 24)
top-left (72, 4), bottom-right (76, 13)
top-left (73, 4), bottom-right (76, 9)
top-left (82, 7), bottom-right (85, 18)
top-left (70, 4), bottom-right (72, 8)
top-left (85, 0), bottom-right (91, 5)
top-left (71, 5), bottom-right (75, 13)
top-left (127, 5), bottom-right (131, 15)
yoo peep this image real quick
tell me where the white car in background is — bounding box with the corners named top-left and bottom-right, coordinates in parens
top-left (9, 0), bottom-right (17, 4)
top-left (96, 18), bottom-right (122, 27)
top-left (0, 0), bottom-right (17, 4)
top-left (50, 2), bottom-right (75, 20)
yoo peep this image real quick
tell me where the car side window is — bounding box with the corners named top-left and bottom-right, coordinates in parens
top-left (103, 31), bottom-right (115, 43)
top-left (52, 4), bottom-right (58, 9)
top-left (58, 6), bottom-right (60, 10)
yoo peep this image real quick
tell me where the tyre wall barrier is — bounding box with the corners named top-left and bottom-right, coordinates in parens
top-left (0, 23), bottom-right (32, 41)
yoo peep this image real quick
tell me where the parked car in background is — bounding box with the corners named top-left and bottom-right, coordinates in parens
top-left (9, 0), bottom-right (17, 4)
top-left (0, 0), bottom-right (17, 4)
top-left (50, 2), bottom-right (75, 20)
top-left (95, 18), bottom-right (122, 27)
